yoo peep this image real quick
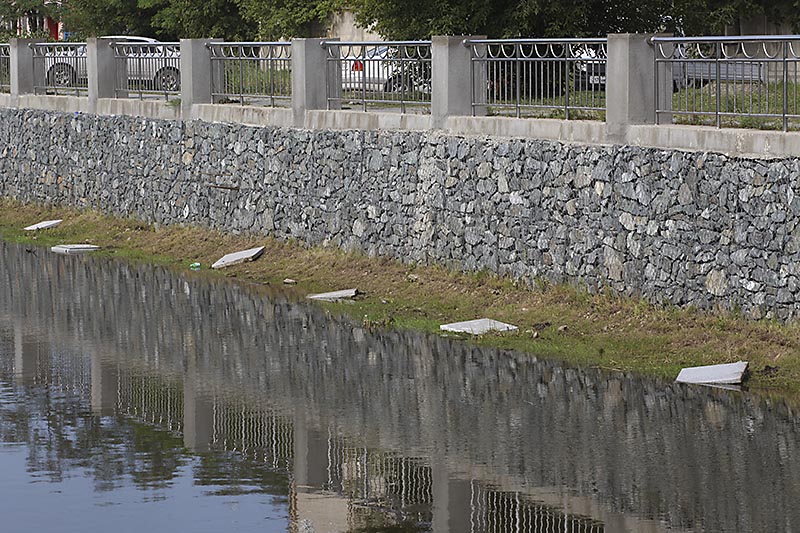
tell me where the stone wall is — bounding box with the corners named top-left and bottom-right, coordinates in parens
top-left (1, 108), bottom-right (799, 319)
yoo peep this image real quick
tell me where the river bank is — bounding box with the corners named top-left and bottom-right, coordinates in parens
top-left (2, 198), bottom-right (799, 395)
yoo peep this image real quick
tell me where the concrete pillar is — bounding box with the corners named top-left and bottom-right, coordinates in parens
top-left (292, 38), bottom-right (338, 127)
top-left (179, 38), bottom-right (221, 120)
top-left (431, 35), bottom-right (485, 129)
top-left (87, 38), bottom-right (116, 114)
top-left (10, 38), bottom-right (43, 105)
top-left (606, 33), bottom-right (668, 142)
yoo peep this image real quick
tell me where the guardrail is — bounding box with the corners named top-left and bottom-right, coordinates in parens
top-left (209, 42), bottom-right (291, 107)
top-left (0, 44), bottom-right (10, 93)
top-left (113, 41), bottom-right (181, 100)
top-left (31, 42), bottom-right (88, 97)
top-left (654, 35), bottom-right (800, 131)
top-left (322, 40), bottom-right (432, 113)
top-left (464, 38), bottom-right (607, 120)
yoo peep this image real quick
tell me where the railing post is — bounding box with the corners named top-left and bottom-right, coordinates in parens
top-left (87, 38), bottom-right (116, 113)
top-left (606, 33), bottom-right (665, 143)
top-left (431, 35), bottom-right (485, 129)
top-left (291, 38), bottom-right (337, 128)
top-left (180, 38), bottom-right (221, 120)
top-left (10, 38), bottom-right (43, 106)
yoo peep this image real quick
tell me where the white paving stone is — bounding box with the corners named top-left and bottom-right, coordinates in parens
top-left (51, 244), bottom-right (100, 255)
top-left (211, 246), bottom-right (265, 269)
top-left (675, 361), bottom-right (749, 385)
top-left (440, 318), bottom-right (518, 335)
top-left (306, 289), bottom-right (358, 302)
top-left (24, 219), bottom-right (62, 231)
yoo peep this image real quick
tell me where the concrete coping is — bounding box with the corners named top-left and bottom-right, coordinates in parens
top-left (2, 96), bottom-right (800, 158)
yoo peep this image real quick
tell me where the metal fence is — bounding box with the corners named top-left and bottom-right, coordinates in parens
top-left (654, 35), bottom-right (800, 131)
top-left (0, 44), bottom-right (10, 93)
top-left (32, 42), bottom-right (88, 96)
top-left (323, 41), bottom-right (432, 113)
top-left (113, 41), bottom-right (181, 100)
top-left (465, 38), bottom-right (607, 120)
top-left (209, 42), bottom-right (292, 107)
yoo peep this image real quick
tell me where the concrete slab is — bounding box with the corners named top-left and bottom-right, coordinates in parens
top-left (440, 318), bottom-right (518, 335)
top-left (306, 289), bottom-right (358, 302)
top-left (51, 244), bottom-right (100, 255)
top-left (675, 361), bottom-right (749, 385)
top-left (211, 246), bottom-right (265, 269)
top-left (24, 219), bottom-right (62, 231)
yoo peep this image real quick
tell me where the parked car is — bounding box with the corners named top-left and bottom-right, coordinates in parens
top-left (105, 36), bottom-right (181, 92)
top-left (572, 44), bottom-right (766, 92)
top-left (42, 36), bottom-right (181, 92)
top-left (340, 45), bottom-right (430, 94)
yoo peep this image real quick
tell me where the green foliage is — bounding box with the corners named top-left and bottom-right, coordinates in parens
top-left (349, 0), bottom-right (799, 39)
top-left (138, 0), bottom-right (256, 40)
top-left (235, 0), bottom-right (345, 39)
top-left (60, 0), bottom-right (160, 39)
top-left (9, 0), bottom-right (800, 43)
top-left (0, 0), bottom-right (61, 40)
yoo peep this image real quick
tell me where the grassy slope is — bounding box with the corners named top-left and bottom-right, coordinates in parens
top-left (2, 199), bottom-right (799, 397)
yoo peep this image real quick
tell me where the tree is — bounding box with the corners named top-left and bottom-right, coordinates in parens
top-left (348, 0), bottom-right (799, 39)
top-left (234, 0), bottom-right (344, 39)
top-left (137, 0), bottom-right (256, 40)
top-left (0, 0), bottom-right (62, 40)
top-left (60, 0), bottom-right (160, 39)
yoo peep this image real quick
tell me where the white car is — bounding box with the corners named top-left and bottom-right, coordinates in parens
top-left (41, 36), bottom-right (180, 92)
top-left (340, 45), bottom-right (430, 93)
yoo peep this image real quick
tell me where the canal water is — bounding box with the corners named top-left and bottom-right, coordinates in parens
top-left (0, 240), bottom-right (798, 533)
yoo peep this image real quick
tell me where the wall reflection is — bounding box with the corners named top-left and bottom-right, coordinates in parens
top-left (2, 241), bottom-right (799, 532)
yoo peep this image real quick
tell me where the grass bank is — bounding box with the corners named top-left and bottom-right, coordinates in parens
top-left (2, 199), bottom-right (799, 397)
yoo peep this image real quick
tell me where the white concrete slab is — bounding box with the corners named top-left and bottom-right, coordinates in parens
top-left (440, 318), bottom-right (518, 335)
top-left (211, 246), bottom-right (265, 269)
top-left (675, 361), bottom-right (749, 385)
top-left (24, 219), bottom-right (62, 231)
top-left (51, 244), bottom-right (100, 255)
top-left (306, 289), bottom-right (358, 302)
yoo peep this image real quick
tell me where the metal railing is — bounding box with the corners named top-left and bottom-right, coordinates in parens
top-left (0, 44), bottom-right (10, 93)
top-left (654, 35), bottom-right (800, 131)
top-left (209, 42), bottom-right (292, 107)
top-left (322, 40), bottom-right (432, 113)
top-left (113, 41), bottom-right (181, 100)
top-left (31, 42), bottom-right (88, 96)
top-left (465, 38), bottom-right (607, 120)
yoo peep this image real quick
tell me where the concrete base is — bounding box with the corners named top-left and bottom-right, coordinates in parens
top-left (627, 124), bottom-right (800, 158)
top-left (306, 110), bottom-right (433, 131)
top-left (18, 95), bottom-right (90, 114)
top-left (98, 98), bottom-right (181, 121)
top-left (194, 104), bottom-right (293, 128)
top-left (447, 115), bottom-right (608, 143)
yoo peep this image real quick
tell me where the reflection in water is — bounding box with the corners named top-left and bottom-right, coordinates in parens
top-left (1, 241), bottom-right (799, 532)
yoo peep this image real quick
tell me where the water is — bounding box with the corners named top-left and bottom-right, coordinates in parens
top-left (0, 240), bottom-right (798, 532)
